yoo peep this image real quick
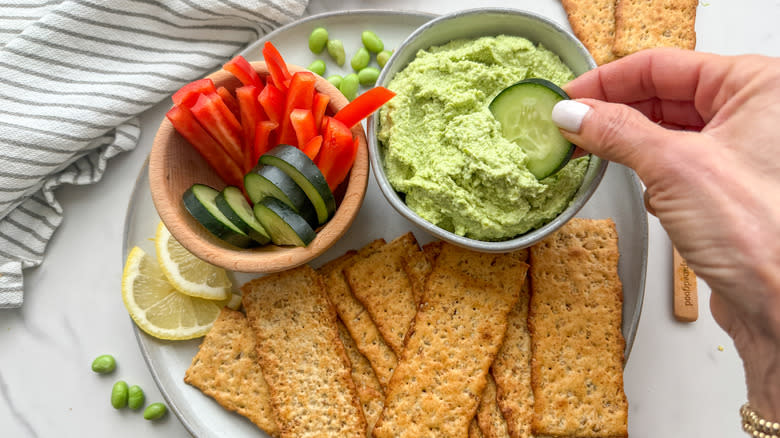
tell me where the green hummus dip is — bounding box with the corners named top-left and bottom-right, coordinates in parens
top-left (378, 35), bottom-right (589, 241)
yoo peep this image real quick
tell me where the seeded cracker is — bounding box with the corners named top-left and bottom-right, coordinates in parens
top-left (184, 308), bottom-right (279, 436)
top-left (337, 320), bottom-right (385, 436)
top-left (241, 266), bottom-right (366, 438)
top-left (613, 0), bottom-right (698, 56)
top-left (528, 218), bottom-right (628, 437)
top-left (344, 232), bottom-right (423, 356)
top-left (372, 243), bottom-right (527, 438)
top-left (319, 239), bottom-right (398, 389)
top-left (476, 374), bottom-right (511, 438)
top-left (561, 0), bottom-right (618, 65)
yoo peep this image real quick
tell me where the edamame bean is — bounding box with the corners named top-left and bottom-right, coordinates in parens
top-left (339, 73), bottom-right (359, 101)
top-left (361, 30), bottom-right (384, 53)
top-left (143, 402), bottom-right (168, 421)
top-left (111, 381), bottom-right (129, 409)
top-left (91, 354), bottom-right (116, 374)
top-left (307, 59), bottom-right (326, 76)
top-left (350, 47), bottom-right (370, 72)
top-left (377, 50), bottom-right (393, 68)
top-left (358, 67), bottom-right (380, 86)
top-left (308, 27), bottom-right (328, 54)
top-left (327, 75), bottom-right (343, 89)
top-left (127, 385), bottom-right (145, 410)
top-left (326, 39), bottom-right (345, 66)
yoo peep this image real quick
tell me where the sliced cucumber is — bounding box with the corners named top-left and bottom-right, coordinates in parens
top-left (489, 78), bottom-right (575, 179)
top-left (253, 197), bottom-right (317, 247)
top-left (182, 184), bottom-right (254, 248)
top-left (215, 186), bottom-right (271, 245)
top-left (259, 145), bottom-right (336, 225)
top-left (244, 165), bottom-right (318, 227)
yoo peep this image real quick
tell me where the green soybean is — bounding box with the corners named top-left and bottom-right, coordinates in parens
top-left (350, 47), bottom-right (370, 72)
top-left (326, 75), bottom-right (343, 89)
top-left (358, 67), bottom-right (380, 86)
top-left (326, 39), bottom-right (345, 66)
top-left (339, 73), bottom-right (359, 101)
top-left (127, 385), bottom-right (145, 410)
top-left (307, 59), bottom-right (326, 76)
top-left (91, 354), bottom-right (116, 374)
top-left (143, 402), bottom-right (168, 420)
top-left (361, 30), bottom-right (384, 53)
top-left (308, 27), bottom-right (328, 54)
top-left (111, 381), bottom-right (129, 409)
top-left (377, 50), bottom-right (392, 68)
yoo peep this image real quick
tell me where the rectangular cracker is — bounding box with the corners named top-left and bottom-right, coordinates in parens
top-left (241, 266), bottom-right (367, 438)
top-left (337, 320), bottom-right (385, 436)
top-left (561, 0), bottom-right (618, 65)
top-left (372, 243), bottom-right (527, 438)
top-left (528, 218), bottom-right (628, 437)
top-left (470, 420), bottom-right (484, 438)
top-left (492, 273), bottom-right (534, 438)
top-left (613, 0), bottom-right (698, 57)
top-left (184, 308), bottom-right (279, 436)
top-left (344, 232), bottom-right (423, 356)
top-left (476, 374), bottom-right (511, 438)
top-left (320, 239), bottom-right (398, 389)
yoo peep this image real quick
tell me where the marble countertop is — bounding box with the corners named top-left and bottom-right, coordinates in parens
top-left (1, 1), bottom-right (778, 437)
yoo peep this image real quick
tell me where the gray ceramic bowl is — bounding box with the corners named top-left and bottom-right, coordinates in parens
top-left (367, 8), bottom-right (606, 252)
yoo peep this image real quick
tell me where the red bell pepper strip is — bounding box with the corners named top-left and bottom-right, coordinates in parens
top-left (172, 78), bottom-right (216, 108)
top-left (278, 71), bottom-right (316, 146)
top-left (166, 105), bottom-right (244, 188)
top-left (258, 83), bottom-right (285, 126)
top-left (333, 86), bottom-right (396, 128)
top-left (301, 135), bottom-right (323, 161)
top-left (316, 116), bottom-right (356, 190)
top-left (190, 93), bottom-right (245, 168)
top-left (216, 86), bottom-right (240, 119)
top-left (223, 55), bottom-right (263, 88)
top-left (289, 109), bottom-right (317, 149)
top-left (312, 92), bottom-right (330, 131)
top-left (236, 85), bottom-right (265, 173)
top-left (262, 41), bottom-right (291, 91)
top-left (252, 120), bottom-right (279, 167)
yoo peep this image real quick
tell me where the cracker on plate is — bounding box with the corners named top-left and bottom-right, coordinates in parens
top-left (613, 0), bottom-right (698, 56)
top-left (528, 218), bottom-right (628, 438)
top-left (241, 266), bottom-right (367, 438)
top-left (561, 0), bottom-right (618, 65)
top-left (337, 320), bottom-right (385, 436)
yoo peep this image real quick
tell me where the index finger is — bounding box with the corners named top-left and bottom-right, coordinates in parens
top-left (564, 48), bottom-right (728, 106)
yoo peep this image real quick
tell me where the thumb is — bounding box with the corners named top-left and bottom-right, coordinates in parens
top-left (551, 98), bottom-right (673, 172)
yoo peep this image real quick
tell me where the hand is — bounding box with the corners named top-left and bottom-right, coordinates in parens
top-left (552, 48), bottom-right (780, 419)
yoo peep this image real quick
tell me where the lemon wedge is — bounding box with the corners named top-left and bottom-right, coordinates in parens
top-left (122, 246), bottom-right (225, 340)
top-left (155, 222), bottom-right (231, 300)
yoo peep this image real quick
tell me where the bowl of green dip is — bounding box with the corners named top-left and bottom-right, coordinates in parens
top-left (368, 8), bottom-right (607, 252)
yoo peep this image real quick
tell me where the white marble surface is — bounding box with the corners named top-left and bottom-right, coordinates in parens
top-left (1, 1), bottom-right (778, 437)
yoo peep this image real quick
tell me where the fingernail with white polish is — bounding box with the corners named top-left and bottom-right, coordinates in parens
top-left (551, 100), bottom-right (591, 133)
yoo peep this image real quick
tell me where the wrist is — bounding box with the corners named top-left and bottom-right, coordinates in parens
top-left (733, 318), bottom-right (780, 421)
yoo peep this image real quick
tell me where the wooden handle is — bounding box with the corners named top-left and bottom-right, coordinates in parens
top-left (673, 246), bottom-right (698, 322)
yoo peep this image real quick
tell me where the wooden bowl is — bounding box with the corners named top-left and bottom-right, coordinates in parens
top-left (149, 62), bottom-right (369, 273)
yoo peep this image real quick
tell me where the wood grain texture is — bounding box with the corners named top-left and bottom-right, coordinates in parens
top-left (149, 62), bottom-right (368, 273)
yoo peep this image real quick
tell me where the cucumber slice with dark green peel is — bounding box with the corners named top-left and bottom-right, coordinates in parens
top-left (244, 165), bottom-right (318, 227)
top-left (182, 184), bottom-right (254, 248)
top-left (215, 186), bottom-right (271, 245)
top-left (253, 197), bottom-right (317, 247)
top-left (259, 145), bottom-right (336, 225)
top-left (490, 78), bottom-right (575, 179)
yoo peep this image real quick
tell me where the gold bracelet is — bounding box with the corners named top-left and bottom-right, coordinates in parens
top-left (741, 403), bottom-right (780, 438)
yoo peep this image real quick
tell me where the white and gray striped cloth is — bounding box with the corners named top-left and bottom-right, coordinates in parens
top-left (0, 0), bottom-right (309, 308)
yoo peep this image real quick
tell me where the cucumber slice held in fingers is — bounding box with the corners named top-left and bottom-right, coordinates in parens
top-left (253, 197), bottom-right (317, 247)
top-left (215, 186), bottom-right (271, 245)
top-left (489, 78), bottom-right (576, 180)
top-left (182, 184), bottom-right (254, 248)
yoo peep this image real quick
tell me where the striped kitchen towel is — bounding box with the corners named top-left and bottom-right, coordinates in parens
top-left (0, 0), bottom-right (309, 308)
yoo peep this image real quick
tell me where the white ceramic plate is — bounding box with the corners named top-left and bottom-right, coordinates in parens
top-left (122, 10), bottom-right (647, 437)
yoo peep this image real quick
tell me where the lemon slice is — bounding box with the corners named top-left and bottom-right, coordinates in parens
top-left (155, 222), bottom-right (231, 300)
top-left (122, 246), bottom-right (225, 340)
